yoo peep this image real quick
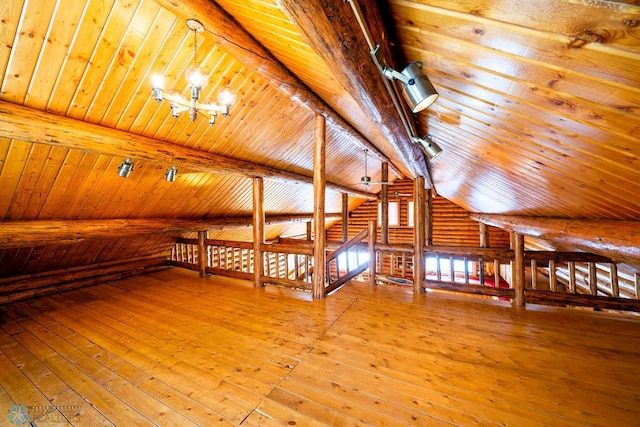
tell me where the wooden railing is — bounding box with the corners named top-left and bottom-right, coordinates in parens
top-left (326, 226), bottom-right (371, 294)
top-left (170, 235), bottom-right (640, 312)
top-left (169, 237), bottom-right (313, 289)
top-left (260, 241), bottom-right (313, 290)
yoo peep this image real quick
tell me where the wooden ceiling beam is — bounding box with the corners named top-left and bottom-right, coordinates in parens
top-left (0, 101), bottom-right (374, 200)
top-left (276, 0), bottom-right (430, 180)
top-left (471, 214), bottom-right (640, 266)
top-left (0, 214), bottom-right (341, 249)
top-left (153, 0), bottom-right (404, 179)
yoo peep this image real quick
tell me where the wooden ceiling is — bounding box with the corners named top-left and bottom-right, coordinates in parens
top-left (1, 0), bottom-right (639, 275)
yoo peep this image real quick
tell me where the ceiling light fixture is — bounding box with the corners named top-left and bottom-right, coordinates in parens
top-left (165, 165), bottom-right (178, 182)
top-left (345, 0), bottom-right (442, 163)
top-left (412, 136), bottom-right (442, 159)
top-left (151, 19), bottom-right (236, 125)
top-left (118, 159), bottom-right (134, 178)
top-left (381, 62), bottom-right (439, 113)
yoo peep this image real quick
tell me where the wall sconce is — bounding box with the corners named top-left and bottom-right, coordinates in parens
top-left (118, 159), bottom-right (134, 178)
top-left (413, 136), bottom-right (442, 159)
top-left (151, 19), bottom-right (236, 125)
top-left (381, 62), bottom-right (439, 113)
top-left (165, 165), bottom-right (178, 182)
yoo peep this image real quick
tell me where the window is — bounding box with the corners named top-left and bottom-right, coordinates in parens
top-left (408, 201), bottom-right (414, 227)
top-left (378, 201), bottom-right (399, 226)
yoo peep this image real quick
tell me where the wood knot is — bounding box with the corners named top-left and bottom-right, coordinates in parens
top-left (473, 27), bottom-right (485, 35)
top-left (568, 31), bottom-right (604, 49)
top-left (623, 18), bottom-right (639, 28)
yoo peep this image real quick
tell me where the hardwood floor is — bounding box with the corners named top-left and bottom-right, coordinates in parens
top-left (0, 268), bottom-right (639, 426)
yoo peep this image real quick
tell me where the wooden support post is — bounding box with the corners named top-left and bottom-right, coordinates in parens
top-left (341, 193), bottom-right (349, 243)
top-left (413, 177), bottom-right (426, 293)
top-left (312, 114), bottom-right (326, 300)
top-left (380, 162), bottom-right (389, 245)
top-left (514, 233), bottom-right (525, 306)
top-left (253, 177), bottom-right (265, 288)
top-left (368, 220), bottom-right (377, 286)
top-left (426, 188), bottom-right (433, 246)
top-left (589, 263), bottom-right (598, 295)
top-left (610, 263), bottom-right (619, 298)
top-left (198, 231), bottom-right (208, 278)
top-left (479, 222), bottom-right (489, 284)
top-left (531, 259), bottom-right (538, 290)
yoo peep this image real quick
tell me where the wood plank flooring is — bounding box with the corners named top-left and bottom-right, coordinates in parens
top-left (0, 268), bottom-right (639, 426)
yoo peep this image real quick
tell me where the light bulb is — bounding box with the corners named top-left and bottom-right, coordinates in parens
top-left (151, 74), bottom-right (164, 89)
top-left (217, 86), bottom-right (236, 106)
top-left (185, 65), bottom-right (208, 88)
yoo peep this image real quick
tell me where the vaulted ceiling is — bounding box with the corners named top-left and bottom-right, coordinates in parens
top-left (0, 0), bottom-right (639, 275)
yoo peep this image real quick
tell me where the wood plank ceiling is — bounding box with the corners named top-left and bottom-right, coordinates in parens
top-left (0, 0), bottom-right (639, 275)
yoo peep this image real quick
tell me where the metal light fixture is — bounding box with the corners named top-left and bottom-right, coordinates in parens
top-left (381, 61), bottom-right (439, 113)
top-left (118, 159), bottom-right (134, 178)
top-left (165, 165), bottom-right (178, 182)
top-left (151, 19), bottom-right (236, 125)
top-left (413, 136), bottom-right (442, 159)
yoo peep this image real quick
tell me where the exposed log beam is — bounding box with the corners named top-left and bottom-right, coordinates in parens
top-left (0, 101), bottom-right (374, 200)
top-left (471, 214), bottom-right (640, 266)
top-left (0, 214), bottom-right (342, 248)
top-left (277, 0), bottom-right (430, 180)
top-left (152, 0), bottom-right (404, 178)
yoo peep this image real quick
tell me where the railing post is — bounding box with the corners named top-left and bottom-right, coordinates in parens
top-left (413, 177), bottom-right (426, 293)
top-left (253, 177), bottom-right (265, 288)
top-left (312, 114), bottom-right (326, 299)
top-left (380, 162), bottom-right (389, 245)
top-left (368, 220), bottom-right (377, 286)
top-left (513, 233), bottom-right (525, 306)
top-left (198, 230), bottom-right (208, 278)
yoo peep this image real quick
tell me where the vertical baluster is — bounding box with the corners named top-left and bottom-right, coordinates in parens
top-left (635, 273), bottom-right (639, 299)
top-left (589, 262), bottom-right (597, 295)
top-left (610, 263), bottom-right (619, 298)
top-left (494, 259), bottom-right (501, 288)
top-left (549, 260), bottom-right (557, 292)
top-left (436, 256), bottom-right (441, 282)
top-left (531, 259), bottom-right (538, 290)
top-left (464, 257), bottom-right (469, 284)
top-left (449, 256), bottom-right (455, 283)
top-left (568, 262), bottom-right (576, 293)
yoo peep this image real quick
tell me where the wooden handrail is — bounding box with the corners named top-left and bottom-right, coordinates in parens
top-left (327, 228), bottom-right (369, 262)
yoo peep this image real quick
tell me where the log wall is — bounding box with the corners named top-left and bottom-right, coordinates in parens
top-left (326, 180), bottom-right (510, 247)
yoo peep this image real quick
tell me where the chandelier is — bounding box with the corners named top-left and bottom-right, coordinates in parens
top-left (151, 19), bottom-right (236, 125)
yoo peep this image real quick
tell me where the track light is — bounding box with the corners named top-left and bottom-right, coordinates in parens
top-left (165, 165), bottom-right (178, 182)
top-left (413, 136), bottom-right (442, 159)
top-left (117, 159), bottom-right (134, 178)
top-left (382, 62), bottom-right (439, 113)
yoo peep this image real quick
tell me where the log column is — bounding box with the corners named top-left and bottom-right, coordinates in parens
top-left (514, 233), bottom-right (525, 306)
top-left (198, 230), bottom-right (208, 278)
top-left (341, 193), bottom-right (349, 243)
top-left (253, 177), bottom-right (265, 288)
top-left (380, 162), bottom-right (389, 245)
top-left (426, 188), bottom-right (433, 246)
top-left (368, 220), bottom-right (377, 286)
top-left (479, 222), bottom-right (489, 284)
top-left (413, 177), bottom-right (426, 293)
top-left (313, 114), bottom-right (326, 299)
